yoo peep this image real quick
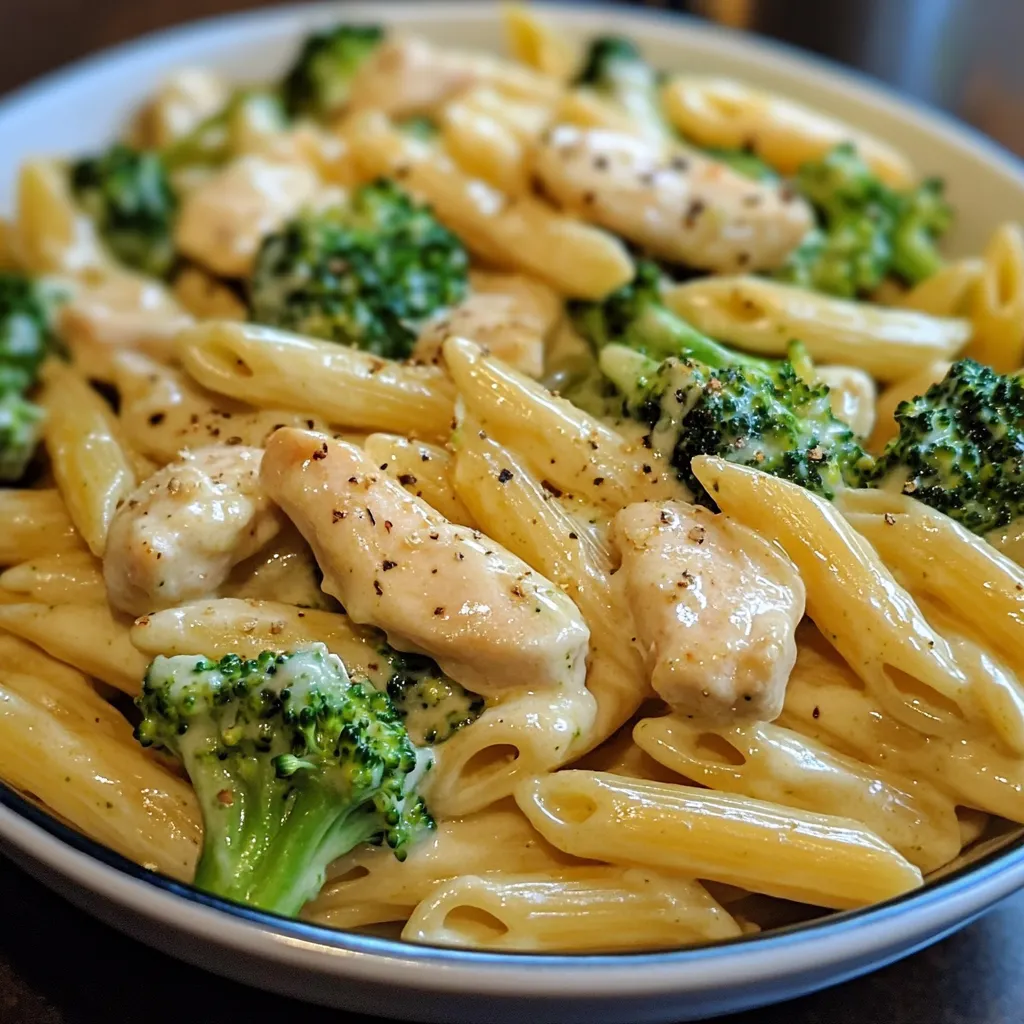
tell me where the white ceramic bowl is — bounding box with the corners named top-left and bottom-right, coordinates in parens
top-left (2, 5), bottom-right (1024, 1021)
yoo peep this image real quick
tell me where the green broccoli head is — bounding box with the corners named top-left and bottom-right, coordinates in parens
top-left (795, 142), bottom-right (885, 218)
top-left (0, 272), bottom-right (59, 394)
top-left (70, 145), bottom-right (177, 278)
top-left (136, 644), bottom-right (434, 915)
top-left (890, 177), bottom-right (952, 286)
top-left (282, 24), bottom-right (384, 119)
top-left (0, 391), bottom-right (44, 483)
top-left (777, 219), bottom-right (893, 299)
top-left (575, 35), bottom-right (646, 89)
top-left (248, 179), bottom-right (469, 359)
top-left (867, 359), bottom-right (1024, 534)
top-left (385, 650), bottom-right (485, 745)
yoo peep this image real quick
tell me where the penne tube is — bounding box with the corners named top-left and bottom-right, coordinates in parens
top-left (0, 676), bottom-right (200, 880)
top-left (0, 602), bottom-right (147, 695)
top-left (403, 868), bottom-right (741, 952)
top-left (306, 800), bottom-right (581, 929)
top-left (867, 361), bottom-right (952, 452)
top-left (966, 222), bottom-right (1024, 373)
top-left (40, 360), bottom-right (137, 557)
top-left (362, 434), bottom-right (475, 527)
top-left (345, 112), bottom-right (633, 299)
top-left (633, 714), bottom-right (961, 872)
top-left (690, 457), bottom-right (973, 736)
top-left (176, 321), bottom-right (455, 441)
top-left (516, 770), bottom-right (923, 910)
top-left (571, 724), bottom-right (686, 786)
top-left (440, 103), bottom-right (530, 197)
top-left (661, 76), bottom-right (914, 186)
top-left (664, 276), bottom-right (971, 382)
top-left (502, 4), bottom-right (578, 83)
top-left (0, 490), bottom-right (84, 564)
top-left (0, 550), bottom-right (107, 605)
top-left (444, 336), bottom-right (687, 508)
top-left (899, 258), bottom-right (984, 318)
top-left (0, 632), bottom-right (92, 692)
top-left (453, 86), bottom-right (554, 143)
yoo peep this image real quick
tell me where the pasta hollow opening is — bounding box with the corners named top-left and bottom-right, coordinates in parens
top-left (462, 743), bottom-right (521, 781)
top-left (442, 904), bottom-right (511, 944)
top-left (881, 664), bottom-right (964, 721)
top-left (694, 732), bottom-right (747, 767)
top-left (542, 789), bottom-right (599, 825)
top-left (331, 864), bottom-right (371, 885)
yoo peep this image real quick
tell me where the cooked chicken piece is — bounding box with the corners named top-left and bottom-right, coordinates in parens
top-left (414, 272), bottom-right (561, 378)
top-left (261, 428), bottom-right (590, 696)
top-left (104, 446), bottom-right (283, 616)
top-left (532, 125), bottom-right (814, 273)
top-left (174, 156), bottom-right (321, 277)
top-left (612, 501), bottom-right (805, 721)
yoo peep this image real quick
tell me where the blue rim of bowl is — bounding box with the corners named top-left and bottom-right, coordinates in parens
top-left (4, 775), bottom-right (1024, 968)
top-left (0, 0), bottom-right (1023, 973)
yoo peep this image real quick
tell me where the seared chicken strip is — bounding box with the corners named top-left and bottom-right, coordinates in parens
top-left (104, 447), bottom-right (283, 616)
top-left (261, 428), bottom-right (590, 697)
top-left (612, 501), bottom-right (805, 721)
top-left (532, 125), bottom-right (814, 273)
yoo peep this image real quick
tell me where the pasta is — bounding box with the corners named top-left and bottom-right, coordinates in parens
top-left (1, 4), bottom-right (1022, 958)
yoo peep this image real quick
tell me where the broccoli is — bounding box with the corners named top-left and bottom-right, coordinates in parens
top-left (703, 146), bottom-right (779, 183)
top-left (136, 644), bottom-right (434, 915)
top-left (397, 115), bottom-right (439, 142)
top-left (867, 360), bottom-right (1024, 534)
top-left (248, 179), bottom-right (469, 359)
top-left (282, 24), bottom-right (384, 120)
top-left (779, 142), bottom-right (951, 297)
top-left (570, 260), bottom-right (868, 504)
top-left (0, 392), bottom-right (45, 483)
top-left (385, 650), bottom-right (485, 745)
top-left (70, 145), bottom-right (177, 278)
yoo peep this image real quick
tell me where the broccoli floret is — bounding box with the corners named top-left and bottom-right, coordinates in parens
top-left (703, 146), bottom-right (779, 183)
top-left (249, 179), bottom-right (469, 359)
top-left (163, 90), bottom-right (288, 173)
top-left (70, 145), bottom-right (177, 278)
top-left (781, 143), bottom-right (951, 296)
top-left (136, 644), bottom-right (434, 915)
top-left (867, 360), bottom-right (1024, 534)
top-left (571, 260), bottom-right (867, 503)
top-left (397, 116), bottom-right (439, 142)
top-left (385, 650), bottom-right (485, 745)
top-left (0, 391), bottom-right (44, 483)
top-left (282, 24), bottom-right (384, 120)
top-left (0, 273), bottom-right (57, 393)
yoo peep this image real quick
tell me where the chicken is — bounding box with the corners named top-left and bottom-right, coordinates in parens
top-left (104, 446), bottom-right (283, 616)
top-left (531, 125), bottom-right (814, 273)
top-left (260, 428), bottom-right (590, 697)
top-left (611, 501), bottom-right (805, 722)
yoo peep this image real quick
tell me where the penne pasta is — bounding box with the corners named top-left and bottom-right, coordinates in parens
top-left (664, 276), bottom-right (972, 382)
top-left (0, 490), bottom-right (84, 565)
top-left (502, 4), bottom-right (578, 83)
top-left (966, 222), bottom-right (1024, 372)
top-left (899, 258), bottom-right (984, 318)
top-left (440, 103), bottom-right (530, 197)
top-left (0, 550), bottom-right (107, 605)
top-left (403, 868), bottom-right (740, 952)
top-left (516, 770), bottom-right (924, 909)
top-left (40, 360), bottom-right (137, 557)
top-left (867, 361), bottom-right (952, 452)
top-left (176, 321), bottom-right (455, 440)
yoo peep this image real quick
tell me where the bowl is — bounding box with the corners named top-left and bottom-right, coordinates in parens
top-left (2, 4), bottom-right (1024, 1021)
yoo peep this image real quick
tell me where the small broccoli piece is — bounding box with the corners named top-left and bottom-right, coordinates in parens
top-left (703, 146), bottom-right (779, 182)
top-left (397, 115), bottom-right (439, 142)
top-left (136, 644), bottom-right (434, 915)
top-left (778, 220), bottom-right (893, 299)
top-left (385, 650), bottom-right (485, 745)
top-left (867, 360), bottom-right (1024, 534)
top-left (249, 179), bottom-right (469, 359)
top-left (70, 145), bottom-right (177, 278)
top-left (0, 392), bottom-right (44, 483)
top-left (571, 260), bottom-right (868, 503)
top-left (282, 24), bottom-right (384, 119)
top-left (890, 177), bottom-right (952, 286)
top-left (0, 273), bottom-right (57, 393)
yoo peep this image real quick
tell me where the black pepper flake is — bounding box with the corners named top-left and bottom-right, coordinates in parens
top-left (642, 464), bottom-right (652, 474)
top-left (381, 560), bottom-right (397, 572)
top-left (660, 510), bottom-right (671, 524)
top-left (593, 476), bottom-right (605, 486)
top-left (348, 476), bottom-right (358, 483)
top-left (366, 508), bottom-right (376, 526)
top-left (312, 443), bottom-right (328, 461)
top-left (380, 463), bottom-right (389, 471)
top-left (398, 473), bottom-right (417, 485)
top-left (641, 434), bottom-right (652, 449)
top-left (332, 510), bottom-right (346, 522)
top-left (429, 531), bottom-right (440, 540)
top-left (420, 453), bottom-right (430, 462)
top-left (884, 512), bottom-right (896, 525)
top-left (594, 155), bottom-right (609, 171)
top-left (669, 155), bottom-right (689, 172)
top-left (226, 435), bottom-right (243, 445)
top-left (542, 480), bottom-right (563, 498)
top-left (812, 706), bottom-right (821, 719)
top-left (683, 198), bottom-right (706, 228)
top-left (568, 531), bottom-right (578, 540)
top-left (498, 468), bottom-right (514, 484)
top-left (148, 412), bottom-right (166, 426)
top-left (434, 606), bottom-right (445, 616)
top-left (582, 190), bottom-right (596, 205)
top-left (384, 520), bottom-right (393, 533)
top-left (373, 580), bottom-right (383, 596)
top-left (189, 413), bottom-right (200, 425)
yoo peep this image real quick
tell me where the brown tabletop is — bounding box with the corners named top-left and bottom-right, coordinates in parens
top-left (3, 2), bottom-right (1024, 1022)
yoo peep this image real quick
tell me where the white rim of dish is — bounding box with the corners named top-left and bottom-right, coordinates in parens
top-left (1, 0), bottom-right (1023, 996)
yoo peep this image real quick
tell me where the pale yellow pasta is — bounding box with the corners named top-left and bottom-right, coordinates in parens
top-left (633, 714), bottom-right (960, 872)
top-left (900, 259), bottom-right (984, 317)
top-left (966, 222), bottom-right (1024, 372)
top-left (440, 104), bottom-right (529, 197)
top-left (0, 490), bottom-right (84, 565)
top-left (661, 76), bottom-right (914, 186)
top-left (571, 723), bottom-right (684, 785)
top-left (362, 434), bottom-right (475, 527)
top-left (0, 602), bottom-right (147, 694)
top-left (0, 632), bottom-right (93, 691)
top-left (0, 550), bottom-right (106, 605)
top-left (176, 321), bottom-right (455, 441)
top-left (664, 276), bottom-right (971, 382)
top-left (12, 159), bottom-right (108, 275)
top-left (444, 336), bottom-right (686, 508)
top-left (403, 867), bottom-right (740, 952)
top-left (868, 361), bottom-right (952, 451)
top-left (128, 67), bottom-right (229, 149)
top-left (957, 808), bottom-right (990, 850)
top-left (690, 457), bottom-right (973, 736)
top-left (0, 673), bottom-right (200, 879)
top-left (345, 113), bottom-right (633, 298)
top-left (502, 4), bottom-right (578, 83)
top-left (516, 771), bottom-right (923, 909)
top-left (815, 364), bottom-right (876, 438)
top-left (555, 88), bottom-right (640, 136)
top-left (40, 360), bottom-right (137, 557)
top-left (451, 86), bottom-right (553, 142)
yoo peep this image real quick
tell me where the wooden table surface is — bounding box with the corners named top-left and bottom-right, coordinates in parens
top-left (3, 2), bottom-right (1024, 1022)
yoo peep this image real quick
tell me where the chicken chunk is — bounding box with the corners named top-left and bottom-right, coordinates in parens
top-left (612, 501), bottom-right (805, 721)
top-left (104, 446), bottom-right (283, 616)
top-left (260, 428), bottom-right (590, 696)
top-left (174, 156), bottom-right (321, 277)
top-left (532, 125), bottom-right (814, 273)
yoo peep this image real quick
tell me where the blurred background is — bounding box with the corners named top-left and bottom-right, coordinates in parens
top-left (2, 0), bottom-right (1023, 156)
